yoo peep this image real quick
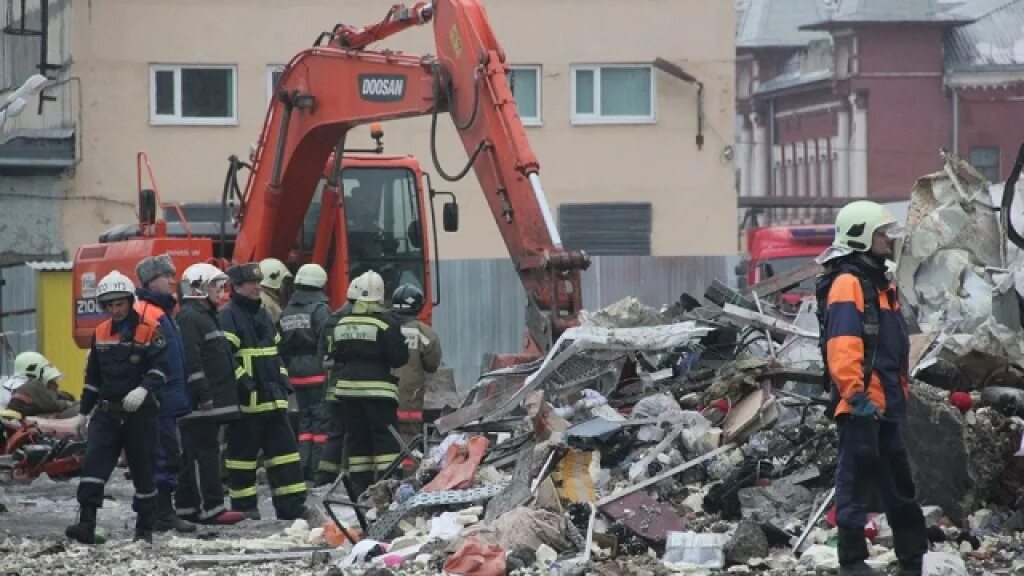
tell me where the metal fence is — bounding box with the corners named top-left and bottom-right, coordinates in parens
top-left (0, 264), bottom-right (38, 376)
top-left (432, 255), bottom-right (733, 392)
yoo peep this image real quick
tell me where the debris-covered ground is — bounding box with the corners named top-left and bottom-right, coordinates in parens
top-left (7, 154), bottom-right (1024, 575)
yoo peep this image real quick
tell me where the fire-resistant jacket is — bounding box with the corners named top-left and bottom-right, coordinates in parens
top-left (81, 309), bottom-right (170, 415)
top-left (321, 301), bottom-right (409, 402)
top-left (218, 292), bottom-right (291, 414)
top-left (175, 298), bottom-right (240, 421)
top-left (825, 258), bottom-right (910, 420)
top-left (394, 315), bottom-right (443, 411)
top-left (277, 288), bottom-right (331, 387)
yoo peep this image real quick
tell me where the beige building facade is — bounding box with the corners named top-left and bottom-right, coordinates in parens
top-left (9, 0), bottom-right (737, 260)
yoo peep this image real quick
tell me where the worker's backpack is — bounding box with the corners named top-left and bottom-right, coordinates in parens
top-left (814, 265), bottom-right (880, 418)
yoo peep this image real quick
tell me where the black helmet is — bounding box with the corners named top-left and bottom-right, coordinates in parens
top-left (392, 283), bottom-right (424, 315)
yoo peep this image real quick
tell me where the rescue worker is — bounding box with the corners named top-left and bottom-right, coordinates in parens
top-left (277, 263), bottom-right (332, 480)
top-left (818, 200), bottom-right (927, 576)
top-left (259, 258), bottom-right (293, 325)
top-left (317, 270), bottom-right (408, 495)
top-left (66, 271), bottom-right (168, 544)
top-left (134, 254), bottom-right (195, 534)
top-left (219, 262), bottom-right (311, 521)
top-left (173, 263), bottom-right (245, 525)
top-left (5, 352), bottom-right (78, 418)
top-left (390, 284), bottom-right (443, 437)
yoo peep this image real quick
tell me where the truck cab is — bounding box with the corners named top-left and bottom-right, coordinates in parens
top-left (736, 224), bottom-right (834, 309)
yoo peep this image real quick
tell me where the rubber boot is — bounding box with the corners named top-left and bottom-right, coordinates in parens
top-left (837, 527), bottom-right (880, 574)
top-left (133, 510), bottom-right (155, 543)
top-left (201, 509), bottom-right (246, 525)
top-left (839, 563), bottom-right (884, 576)
top-left (153, 488), bottom-right (196, 533)
top-left (65, 505), bottom-right (99, 545)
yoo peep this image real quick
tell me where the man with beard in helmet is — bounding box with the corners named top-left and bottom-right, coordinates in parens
top-left (66, 271), bottom-right (169, 544)
top-left (816, 200), bottom-right (926, 576)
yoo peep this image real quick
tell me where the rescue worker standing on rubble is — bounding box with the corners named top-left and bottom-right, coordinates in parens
top-left (66, 271), bottom-right (168, 544)
top-left (391, 284), bottom-right (443, 436)
top-left (278, 263), bottom-right (332, 480)
top-left (259, 258), bottom-right (293, 325)
top-left (317, 270), bottom-right (408, 495)
top-left (818, 200), bottom-right (927, 576)
top-left (5, 352), bottom-right (78, 418)
top-left (134, 254), bottom-right (196, 534)
top-left (173, 263), bottom-right (245, 525)
top-left (219, 262), bottom-right (312, 521)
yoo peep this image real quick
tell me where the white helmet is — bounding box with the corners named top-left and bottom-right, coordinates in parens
top-left (14, 351), bottom-right (61, 383)
top-left (259, 258), bottom-right (292, 291)
top-left (181, 263), bottom-right (228, 301)
top-left (295, 263), bottom-right (328, 289)
top-left (347, 270), bottom-right (385, 302)
top-left (96, 271), bottom-right (136, 304)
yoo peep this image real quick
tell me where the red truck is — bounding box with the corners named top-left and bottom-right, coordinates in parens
top-left (735, 224), bottom-right (834, 309)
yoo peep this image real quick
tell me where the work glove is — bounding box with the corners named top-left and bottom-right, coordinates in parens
top-left (70, 413), bottom-right (88, 438)
top-left (122, 387), bottom-right (149, 412)
top-left (848, 392), bottom-right (878, 418)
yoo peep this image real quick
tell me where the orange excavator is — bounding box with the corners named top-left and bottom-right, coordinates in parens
top-left (72, 0), bottom-right (590, 362)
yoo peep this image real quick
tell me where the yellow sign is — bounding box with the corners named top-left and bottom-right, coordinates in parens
top-left (449, 24), bottom-right (463, 58)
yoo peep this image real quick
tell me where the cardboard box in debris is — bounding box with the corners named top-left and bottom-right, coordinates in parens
top-left (189, 154), bottom-right (1024, 575)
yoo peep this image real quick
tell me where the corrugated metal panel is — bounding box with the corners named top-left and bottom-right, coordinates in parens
top-left (581, 256), bottom-right (730, 310)
top-left (559, 203), bottom-right (652, 256)
top-left (0, 265), bottom-right (37, 376)
top-left (431, 256), bottom-right (730, 393)
top-left (945, 0), bottom-right (1024, 71)
top-left (818, 0), bottom-right (967, 23)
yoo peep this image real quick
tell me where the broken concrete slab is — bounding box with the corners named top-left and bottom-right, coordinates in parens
top-left (905, 382), bottom-right (1012, 524)
top-left (737, 476), bottom-right (814, 527)
top-left (723, 520), bottom-right (769, 566)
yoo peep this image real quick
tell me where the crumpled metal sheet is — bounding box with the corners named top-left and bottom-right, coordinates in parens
top-left (897, 159), bottom-right (1013, 334)
top-left (483, 322), bottom-right (712, 422)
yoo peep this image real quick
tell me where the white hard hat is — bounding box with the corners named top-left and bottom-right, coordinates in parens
top-left (14, 351), bottom-right (61, 382)
top-left (347, 270), bottom-right (385, 302)
top-left (96, 271), bottom-right (136, 304)
top-left (295, 263), bottom-right (328, 289)
top-left (259, 258), bottom-right (292, 290)
top-left (181, 263), bottom-right (228, 300)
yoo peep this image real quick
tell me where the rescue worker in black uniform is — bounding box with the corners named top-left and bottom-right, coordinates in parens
top-left (66, 271), bottom-right (169, 544)
top-left (219, 263), bottom-right (312, 521)
top-left (317, 270), bottom-right (408, 495)
top-left (277, 263), bottom-right (332, 480)
top-left (173, 263), bottom-right (245, 525)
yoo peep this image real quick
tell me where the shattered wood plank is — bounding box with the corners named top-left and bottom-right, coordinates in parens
top-left (744, 260), bottom-right (823, 298)
top-left (180, 548), bottom-right (341, 568)
top-left (436, 386), bottom-right (522, 434)
top-left (596, 443), bottom-right (737, 507)
top-left (599, 491), bottom-right (685, 544)
top-left (763, 368), bottom-right (825, 386)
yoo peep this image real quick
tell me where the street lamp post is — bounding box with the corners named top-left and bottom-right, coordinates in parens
top-left (0, 74), bottom-right (49, 131)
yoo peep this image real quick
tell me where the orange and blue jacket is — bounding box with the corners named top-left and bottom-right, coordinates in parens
top-left (825, 261), bottom-right (910, 420)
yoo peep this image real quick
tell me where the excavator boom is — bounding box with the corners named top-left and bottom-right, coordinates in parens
top-left (235, 0), bottom-right (589, 351)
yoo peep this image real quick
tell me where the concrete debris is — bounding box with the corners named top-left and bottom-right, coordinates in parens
top-left (722, 521), bottom-right (768, 566)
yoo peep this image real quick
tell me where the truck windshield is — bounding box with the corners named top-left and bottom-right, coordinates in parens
top-left (759, 257), bottom-right (815, 291)
top-left (302, 168), bottom-right (425, 297)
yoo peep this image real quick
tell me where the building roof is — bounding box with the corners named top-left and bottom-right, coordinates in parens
top-left (25, 261), bottom-right (72, 271)
top-left (802, 0), bottom-right (973, 29)
top-left (945, 0), bottom-right (1024, 72)
top-left (738, 0), bottom-right (830, 48)
top-left (756, 38), bottom-right (835, 94)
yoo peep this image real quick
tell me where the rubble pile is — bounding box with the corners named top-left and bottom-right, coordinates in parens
top-left (6, 154), bottom-right (1024, 574)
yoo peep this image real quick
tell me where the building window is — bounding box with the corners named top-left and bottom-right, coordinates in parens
top-left (558, 202), bottom-right (652, 255)
top-left (267, 65), bottom-right (285, 105)
top-left (571, 64), bottom-right (655, 125)
top-left (509, 65), bottom-right (541, 125)
top-left (969, 146), bottom-right (1000, 182)
top-left (150, 65), bottom-right (237, 125)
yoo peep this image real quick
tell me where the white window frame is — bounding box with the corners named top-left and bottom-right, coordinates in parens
top-left (267, 64), bottom-right (285, 105)
top-left (149, 64), bottom-right (238, 126)
top-left (509, 65), bottom-right (542, 127)
top-left (570, 63), bottom-right (656, 125)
